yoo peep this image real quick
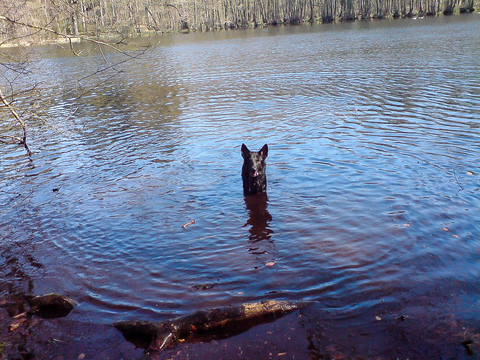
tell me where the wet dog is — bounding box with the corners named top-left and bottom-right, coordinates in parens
top-left (241, 143), bottom-right (268, 196)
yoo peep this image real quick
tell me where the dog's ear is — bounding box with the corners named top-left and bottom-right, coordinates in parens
top-left (241, 143), bottom-right (250, 158)
top-left (259, 144), bottom-right (268, 159)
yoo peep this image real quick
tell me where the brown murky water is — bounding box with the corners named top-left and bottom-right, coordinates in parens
top-left (1, 14), bottom-right (480, 359)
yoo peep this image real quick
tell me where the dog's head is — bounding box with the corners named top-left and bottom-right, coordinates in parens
top-left (241, 143), bottom-right (268, 195)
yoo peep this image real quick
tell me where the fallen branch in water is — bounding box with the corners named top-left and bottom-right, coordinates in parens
top-left (114, 299), bottom-right (307, 354)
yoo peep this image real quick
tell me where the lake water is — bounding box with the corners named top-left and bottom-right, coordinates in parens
top-left (1, 14), bottom-right (479, 359)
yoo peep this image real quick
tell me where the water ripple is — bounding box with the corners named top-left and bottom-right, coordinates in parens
top-left (1, 17), bottom-right (479, 332)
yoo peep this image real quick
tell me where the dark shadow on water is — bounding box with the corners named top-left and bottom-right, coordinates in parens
top-left (244, 193), bottom-right (274, 254)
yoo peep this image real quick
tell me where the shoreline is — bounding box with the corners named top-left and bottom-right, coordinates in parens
top-left (0, 11), bottom-right (477, 49)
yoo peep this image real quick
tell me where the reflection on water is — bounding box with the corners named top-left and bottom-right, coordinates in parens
top-left (1, 14), bottom-right (480, 358)
top-left (244, 193), bottom-right (274, 253)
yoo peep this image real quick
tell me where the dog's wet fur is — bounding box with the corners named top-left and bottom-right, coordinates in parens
top-left (241, 143), bottom-right (268, 196)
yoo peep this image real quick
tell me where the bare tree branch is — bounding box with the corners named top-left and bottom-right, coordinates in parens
top-left (0, 87), bottom-right (31, 157)
top-left (0, 15), bottom-right (134, 56)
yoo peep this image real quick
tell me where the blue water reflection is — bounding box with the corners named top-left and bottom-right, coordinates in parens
top-left (1, 14), bottom-right (479, 358)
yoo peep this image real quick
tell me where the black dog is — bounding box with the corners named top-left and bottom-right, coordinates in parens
top-left (241, 143), bottom-right (268, 196)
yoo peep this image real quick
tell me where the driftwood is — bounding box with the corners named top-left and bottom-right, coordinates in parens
top-left (182, 219), bottom-right (195, 229)
top-left (114, 299), bottom-right (306, 354)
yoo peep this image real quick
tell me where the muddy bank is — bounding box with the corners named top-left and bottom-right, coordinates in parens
top-left (0, 290), bottom-right (310, 359)
top-left (0, 302), bottom-right (312, 360)
top-left (0, 311), bottom-right (141, 359)
top-left (1, 289), bottom-right (479, 359)
top-left (0, 293), bottom-right (142, 359)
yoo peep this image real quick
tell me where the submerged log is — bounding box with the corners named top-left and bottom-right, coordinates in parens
top-left (114, 299), bottom-right (307, 353)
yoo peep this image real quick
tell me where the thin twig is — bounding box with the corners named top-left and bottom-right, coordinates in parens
top-left (0, 15), bottom-right (133, 56)
top-left (70, 46), bottom-right (150, 101)
top-left (453, 167), bottom-right (464, 194)
top-left (0, 134), bottom-right (23, 143)
top-left (0, 87), bottom-right (32, 157)
top-left (76, 45), bottom-right (150, 83)
top-left (69, 37), bottom-right (82, 56)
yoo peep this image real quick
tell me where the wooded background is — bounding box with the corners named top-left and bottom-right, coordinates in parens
top-left (1, 0), bottom-right (478, 45)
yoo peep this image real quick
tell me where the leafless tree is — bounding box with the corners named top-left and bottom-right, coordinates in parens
top-left (3, 0), bottom-right (478, 42)
top-left (1, 0), bottom-right (478, 155)
top-left (0, 4), bottom-right (149, 157)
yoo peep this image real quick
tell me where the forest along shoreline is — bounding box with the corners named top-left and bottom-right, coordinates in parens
top-left (0, 0), bottom-right (478, 47)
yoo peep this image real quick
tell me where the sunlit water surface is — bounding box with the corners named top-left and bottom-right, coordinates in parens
top-left (1, 14), bottom-right (479, 358)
